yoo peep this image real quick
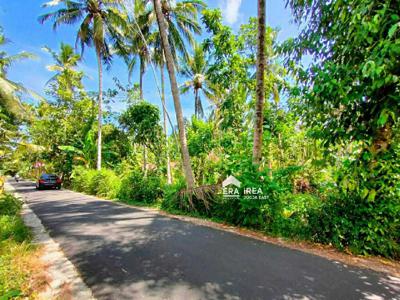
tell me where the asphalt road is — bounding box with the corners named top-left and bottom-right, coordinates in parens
top-left (9, 180), bottom-right (400, 300)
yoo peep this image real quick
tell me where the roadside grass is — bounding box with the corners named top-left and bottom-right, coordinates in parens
top-left (0, 193), bottom-right (47, 299)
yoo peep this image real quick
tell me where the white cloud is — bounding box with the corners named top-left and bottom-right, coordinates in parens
top-left (220, 0), bottom-right (242, 25)
top-left (43, 0), bottom-right (62, 7)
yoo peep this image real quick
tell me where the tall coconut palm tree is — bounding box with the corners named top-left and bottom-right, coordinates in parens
top-left (153, 0), bottom-right (195, 189)
top-left (39, 0), bottom-right (126, 170)
top-left (148, 0), bottom-right (205, 61)
top-left (42, 43), bottom-right (84, 103)
top-left (252, 0), bottom-right (266, 166)
top-left (114, 0), bottom-right (203, 183)
top-left (180, 43), bottom-right (217, 119)
top-left (116, 1), bottom-right (153, 99)
top-left (43, 43), bottom-right (81, 83)
top-left (152, 0), bottom-right (204, 184)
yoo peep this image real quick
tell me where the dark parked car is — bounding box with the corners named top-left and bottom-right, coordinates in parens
top-left (36, 174), bottom-right (62, 190)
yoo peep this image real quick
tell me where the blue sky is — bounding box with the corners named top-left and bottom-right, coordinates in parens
top-left (0, 0), bottom-right (299, 119)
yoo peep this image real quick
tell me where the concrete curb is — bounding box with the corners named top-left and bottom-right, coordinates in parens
top-left (5, 181), bottom-right (95, 300)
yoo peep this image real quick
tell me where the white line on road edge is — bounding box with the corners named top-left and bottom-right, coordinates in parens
top-left (5, 181), bottom-right (96, 300)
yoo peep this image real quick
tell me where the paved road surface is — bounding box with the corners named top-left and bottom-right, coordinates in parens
top-left (9, 181), bottom-right (400, 299)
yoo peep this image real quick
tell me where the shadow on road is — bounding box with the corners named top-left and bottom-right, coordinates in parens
top-left (9, 180), bottom-right (400, 300)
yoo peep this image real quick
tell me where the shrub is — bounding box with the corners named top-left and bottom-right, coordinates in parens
top-left (95, 170), bottom-right (121, 199)
top-left (308, 192), bottom-right (400, 258)
top-left (213, 177), bottom-right (283, 229)
top-left (118, 171), bottom-right (164, 204)
top-left (162, 177), bottom-right (221, 215)
top-left (161, 177), bottom-right (187, 211)
top-left (87, 169), bottom-right (121, 198)
top-left (81, 169), bottom-right (99, 195)
top-left (70, 166), bottom-right (90, 192)
top-left (307, 147), bottom-right (400, 258)
top-left (71, 167), bottom-right (121, 199)
top-left (275, 193), bottom-right (322, 238)
top-left (0, 215), bottom-right (30, 243)
top-left (0, 193), bottom-right (22, 216)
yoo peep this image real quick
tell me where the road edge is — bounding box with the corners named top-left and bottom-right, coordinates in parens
top-left (71, 190), bottom-right (400, 278)
top-left (5, 181), bottom-right (96, 300)
top-left (12, 179), bottom-right (400, 278)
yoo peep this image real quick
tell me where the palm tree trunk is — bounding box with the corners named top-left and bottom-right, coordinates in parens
top-left (96, 47), bottom-right (103, 171)
top-left (139, 57), bottom-right (144, 100)
top-left (161, 59), bottom-right (172, 184)
top-left (195, 88), bottom-right (199, 119)
top-left (153, 0), bottom-right (195, 189)
top-left (252, 0), bottom-right (266, 166)
top-left (139, 61), bottom-right (148, 174)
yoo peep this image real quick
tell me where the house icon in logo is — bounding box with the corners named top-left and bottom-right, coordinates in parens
top-left (222, 175), bottom-right (241, 188)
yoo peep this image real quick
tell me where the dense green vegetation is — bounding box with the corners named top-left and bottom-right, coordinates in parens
top-left (0, 0), bottom-right (399, 259)
top-left (0, 193), bottom-right (45, 299)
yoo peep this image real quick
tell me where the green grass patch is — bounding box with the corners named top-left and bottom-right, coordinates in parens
top-left (0, 193), bottom-right (46, 299)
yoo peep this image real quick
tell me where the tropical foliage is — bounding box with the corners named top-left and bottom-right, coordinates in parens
top-left (1, 0), bottom-right (399, 259)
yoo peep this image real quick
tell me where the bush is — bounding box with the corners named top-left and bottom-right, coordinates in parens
top-left (70, 166), bottom-right (91, 192)
top-left (275, 193), bottom-right (322, 238)
top-left (91, 169), bottom-right (121, 199)
top-left (118, 171), bottom-right (164, 204)
top-left (161, 177), bottom-right (187, 211)
top-left (213, 177), bottom-right (283, 229)
top-left (71, 167), bottom-right (121, 199)
top-left (308, 192), bottom-right (400, 258)
top-left (0, 194), bottom-right (30, 243)
top-left (308, 149), bottom-right (400, 258)
top-left (0, 193), bottom-right (22, 216)
top-left (0, 215), bottom-right (30, 243)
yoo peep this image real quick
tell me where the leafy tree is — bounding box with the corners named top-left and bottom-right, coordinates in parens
top-left (119, 101), bottom-right (163, 174)
top-left (202, 9), bottom-right (253, 133)
top-left (285, 0), bottom-right (400, 257)
top-left (0, 28), bottom-right (40, 172)
top-left (285, 0), bottom-right (399, 153)
top-left (238, 17), bottom-right (285, 173)
top-left (30, 44), bottom-right (95, 178)
top-left (39, 0), bottom-right (127, 170)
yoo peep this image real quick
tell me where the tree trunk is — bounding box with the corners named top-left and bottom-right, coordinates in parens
top-left (371, 123), bottom-right (392, 154)
top-left (252, 0), bottom-right (266, 166)
top-left (161, 59), bottom-right (172, 184)
top-left (139, 57), bottom-right (145, 100)
top-left (195, 88), bottom-right (200, 119)
top-left (153, 0), bottom-right (195, 189)
top-left (278, 132), bottom-right (284, 167)
top-left (96, 47), bottom-right (103, 171)
top-left (143, 145), bottom-right (148, 176)
top-left (139, 61), bottom-right (147, 174)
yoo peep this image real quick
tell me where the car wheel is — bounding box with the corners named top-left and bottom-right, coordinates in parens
top-left (56, 185), bottom-right (61, 190)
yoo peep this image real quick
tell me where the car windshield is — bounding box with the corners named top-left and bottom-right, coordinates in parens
top-left (40, 174), bottom-right (57, 180)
